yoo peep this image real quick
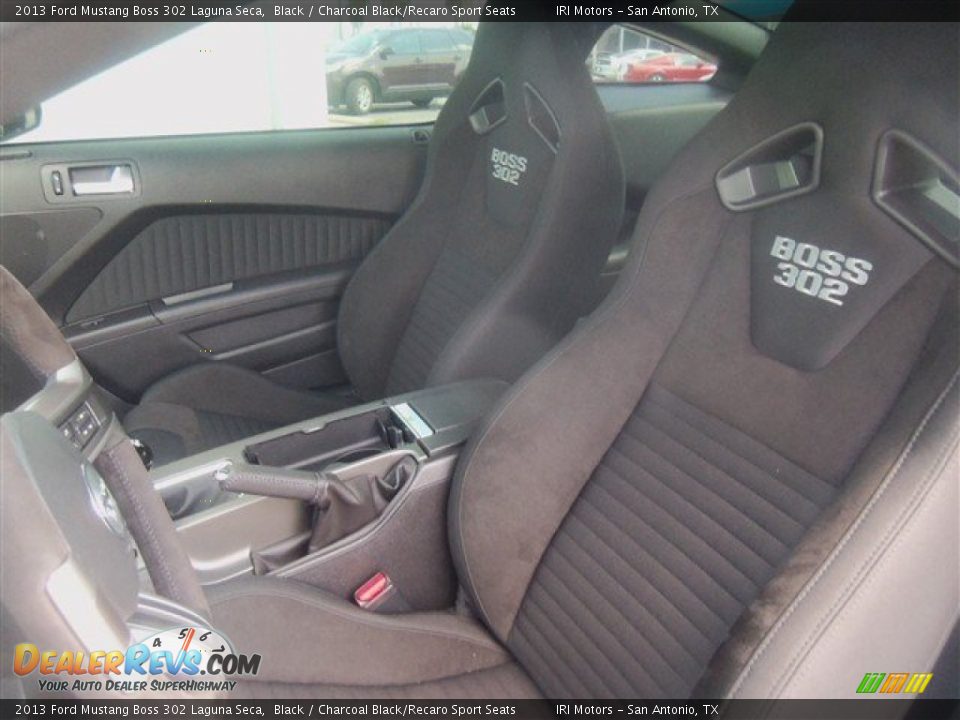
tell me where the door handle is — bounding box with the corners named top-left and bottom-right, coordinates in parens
top-left (70, 164), bottom-right (135, 195)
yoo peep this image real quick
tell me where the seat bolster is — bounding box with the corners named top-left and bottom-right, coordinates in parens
top-left (724, 370), bottom-right (959, 699)
top-left (694, 301), bottom-right (960, 698)
top-left (122, 401), bottom-right (205, 464)
top-left (448, 191), bottom-right (729, 641)
top-left (139, 364), bottom-right (354, 425)
top-left (123, 364), bottom-right (357, 464)
top-left (208, 577), bottom-right (513, 687)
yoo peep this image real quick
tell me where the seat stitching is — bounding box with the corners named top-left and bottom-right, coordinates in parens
top-left (556, 515), bottom-right (721, 649)
top-left (567, 501), bottom-right (732, 637)
top-left (628, 416), bottom-right (806, 536)
top-left (605, 442), bottom-right (779, 576)
top-left (522, 590), bottom-right (626, 695)
top-left (604, 442), bottom-right (782, 577)
top-left (644, 387), bottom-right (832, 497)
top-left (541, 546), bottom-right (696, 682)
top-left (512, 599), bottom-right (603, 696)
top-left (509, 623), bottom-right (576, 696)
top-left (639, 397), bottom-right (830, 513)
top-left (597, 452), bottom-right (770, 592)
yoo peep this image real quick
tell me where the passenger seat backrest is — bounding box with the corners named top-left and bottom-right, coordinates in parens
top-left (337, 22), bottom-right (624, 400)
top-left (449, 20), bottom-right (958, 699)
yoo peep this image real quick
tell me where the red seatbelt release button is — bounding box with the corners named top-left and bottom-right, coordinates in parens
top-left (354, 572), bottom-right (393, 609)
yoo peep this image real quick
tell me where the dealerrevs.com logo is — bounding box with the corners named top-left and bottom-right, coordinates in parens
top-left (13, 626), bottom-right (260, 694)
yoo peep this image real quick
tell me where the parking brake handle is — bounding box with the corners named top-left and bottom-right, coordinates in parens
top-left (217, 462), bottom-right (334, 503)
top-left (216, 456), bottom-right (417, 551)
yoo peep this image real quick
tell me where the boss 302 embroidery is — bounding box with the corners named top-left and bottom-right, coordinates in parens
top-left (770, 235), bottom-right (873, 306)
top-left (490, 147), bottom-right (528, 186)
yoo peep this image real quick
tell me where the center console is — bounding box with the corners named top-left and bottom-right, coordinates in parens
top-left (1, 264), bottom-right (508, 681)
top-left (149, 379), bottom-right (506, 611)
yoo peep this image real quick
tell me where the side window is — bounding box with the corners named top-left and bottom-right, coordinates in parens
top-left (589, 26), bottom-right (717, 84)
top-left (451, 30), bottom-right (476, 51)
top-left (421, 30), bottom-right (454, 53)
top-left (6, 21), bottom-right (478, 144)
top-left (386, 31), bottom-right (421, 56)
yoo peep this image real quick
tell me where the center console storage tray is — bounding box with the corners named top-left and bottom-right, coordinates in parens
top-left (243, 407), bottom-right (395, 470)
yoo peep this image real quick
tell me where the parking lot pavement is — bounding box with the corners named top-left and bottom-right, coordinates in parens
top-left (327, 101), bottom-right (444, 127)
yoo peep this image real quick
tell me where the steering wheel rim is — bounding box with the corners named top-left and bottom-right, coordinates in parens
top-left (0, 265), bottom-right (209, 618)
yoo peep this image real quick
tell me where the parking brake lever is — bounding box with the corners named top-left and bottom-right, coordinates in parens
top-left (215, 462), bottom-right (333, 503)
top-left (216, 456), bottom-right (418, 551)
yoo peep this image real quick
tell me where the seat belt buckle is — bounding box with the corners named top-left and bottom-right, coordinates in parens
top-left (353, 572), bottom-right (411, 613)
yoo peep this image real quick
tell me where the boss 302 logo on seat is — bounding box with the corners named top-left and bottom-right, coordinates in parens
top-left (770, 235), bottom-right (873, 306)
top-left (491, 147), bottom-right (528, 186)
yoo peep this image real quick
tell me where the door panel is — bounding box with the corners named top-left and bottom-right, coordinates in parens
top-left (64, 212), bottom-right (391, 323)
top-left (0, 126), bottom-right (428, 401)
top-left (65, 268), bottom-right (352, 400)
top-left (0, 208), bottom-right (102, 286)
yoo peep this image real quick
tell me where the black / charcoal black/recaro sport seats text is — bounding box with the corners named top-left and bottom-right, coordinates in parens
top-left (203, 20), bottom-right (959, 698)
top-left (123, 23), bottom-right (624, 466)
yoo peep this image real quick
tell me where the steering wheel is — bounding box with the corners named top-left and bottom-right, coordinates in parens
top-left (0, 267), bottom-right (210, 631)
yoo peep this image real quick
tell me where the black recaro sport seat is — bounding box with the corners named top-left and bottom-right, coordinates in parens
top-left (208, 20), bottom-right (959, 698)
top-left (123, 22), bottom-right (624, 465)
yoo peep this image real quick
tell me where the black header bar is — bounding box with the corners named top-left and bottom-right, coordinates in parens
top-left (0, 0), bottom-right (957, 23)
top-left (1, 699), bottom-right (959, 719)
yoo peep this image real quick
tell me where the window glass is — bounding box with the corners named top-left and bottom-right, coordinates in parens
top-left (450, 29), bottom-right (476, 49)
top-left (421, 30), bottom-right (454, 53)
top-left (386, 30), bottom-right (421, 56)
top-left (6, 21), bottom-right (478, 144)
top-left (332, 32), bottom-right (381, 55)
top-left (589, 26), bottom-right (717, 84)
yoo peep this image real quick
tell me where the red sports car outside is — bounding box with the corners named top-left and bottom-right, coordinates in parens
top-left (623, 51), bottom-right (718, 82)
